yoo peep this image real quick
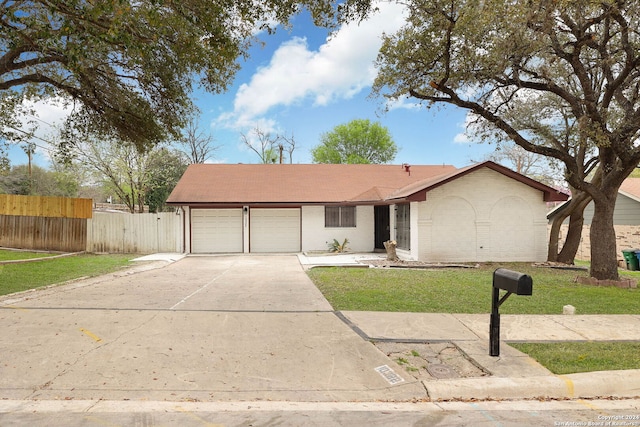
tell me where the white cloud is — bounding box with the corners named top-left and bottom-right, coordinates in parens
top-left (27, 98), bottom-right (71, 128)
top-left (454, 112), bottom-right (483, 144)
top-left (4, 97), bottom-right (71, 162)
top-left (220, 1), bottom-right (407, 129)
top-left (453, 131), bottom-right (470, 144)
top-left (386, 95), bottom-right (423, 112)
top-left (29, 99), bottom-right (71, 158)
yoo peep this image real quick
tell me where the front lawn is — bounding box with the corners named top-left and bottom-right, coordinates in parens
top-left (306, 263), bottom-right (639, 314)
top-left (0, 253), bottom-right (137, 296)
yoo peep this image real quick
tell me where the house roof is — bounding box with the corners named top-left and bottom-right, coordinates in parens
top-left (620, 178), bottom-right (640, 203)
top-left (166, 162), bottom-right (569, 206)
top-left (167, 163), bottom-right (457, 205)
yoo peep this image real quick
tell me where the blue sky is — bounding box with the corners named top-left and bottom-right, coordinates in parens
top-left (15, 3), bottom-right (496, 169)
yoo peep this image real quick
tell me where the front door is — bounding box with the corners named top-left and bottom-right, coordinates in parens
top-left (374, 205), bottom-right (390, 250)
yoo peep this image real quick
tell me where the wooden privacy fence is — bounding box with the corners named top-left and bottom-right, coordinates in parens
top-left (0, 194), bottom-right (92, 252)
top-left (0, 194), bottom-right (93, 218)
top-left (0, 195), bottom-right (182, 254)
top-left (87, 211), bottom-right (181, 254)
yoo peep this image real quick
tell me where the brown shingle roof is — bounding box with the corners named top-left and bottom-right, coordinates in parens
top-left (166, 163), bottom-right (457, 205)
top-left (621, 177), bottom-right (640, 201)
top-left (167, 162), bottom-right (569, 205)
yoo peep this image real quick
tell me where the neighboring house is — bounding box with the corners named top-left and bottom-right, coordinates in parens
top-left (548, 177), bottom-right (640, 260)
top-left (579, 178), bottom-right (640, 225)
top-left (166, 161), bottom-right (568, 262)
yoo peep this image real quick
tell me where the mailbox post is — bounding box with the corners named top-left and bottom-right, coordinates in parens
top-left (490, 268), bottom-right (533, 357)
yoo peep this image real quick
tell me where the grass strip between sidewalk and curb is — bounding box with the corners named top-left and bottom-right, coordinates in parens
top-left (0, 253), bottom-right (137, 296)
top-left (510, 342), bottom-right (640, 374)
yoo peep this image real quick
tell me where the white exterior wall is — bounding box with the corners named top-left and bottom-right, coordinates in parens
top-left (301, 205), bottom-right (375, 252)
top-left (417, 169), bottom-right (549, 262)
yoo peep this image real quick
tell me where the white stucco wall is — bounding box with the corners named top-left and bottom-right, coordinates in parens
top-left (301, 205), bottom-right (375, 252)
top-left (417, 168), bottom-right (549, 262)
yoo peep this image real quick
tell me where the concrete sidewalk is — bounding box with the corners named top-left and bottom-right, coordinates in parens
top-left (342, 311), bottom-right (640, 342)
top-left (341, 311), bottom-right (640, 400)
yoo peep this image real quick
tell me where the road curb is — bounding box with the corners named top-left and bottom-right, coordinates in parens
top-left (424, 369), bottom-right (640, 401)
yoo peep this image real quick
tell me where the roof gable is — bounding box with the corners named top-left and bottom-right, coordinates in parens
top-left (388, 161), bottom-right (569, 202)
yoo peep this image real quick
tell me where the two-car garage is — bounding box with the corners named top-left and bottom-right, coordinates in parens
top-left (190, 208), bottom-right (301, 253)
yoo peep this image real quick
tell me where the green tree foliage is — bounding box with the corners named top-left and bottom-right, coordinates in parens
top-left (55, 131), bottom-right (188, 213)
top-left (0, 0), bottom-right (368, 152)
top-left (145, 148), bottom-right (188, 212)
top-left (0, 164), bottom-right (79, 196)
top-left (311, 119), bottom-right (398, 164)
top-left (373, 0), bottom-right (640, 280)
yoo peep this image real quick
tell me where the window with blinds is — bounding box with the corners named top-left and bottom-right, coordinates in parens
top-left (325, 206), bottom-right (356, 227)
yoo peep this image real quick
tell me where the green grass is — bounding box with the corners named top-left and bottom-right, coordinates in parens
top-left (0, 249), bottom-right (59, 261)
top-left (510, 342), bottom-right (640, 374)
top-left (306, 263), bottom-right (640, 314)
top-left (308, 263), bottom-right (640, 373)
top-left (0, 253), bottom-right (137, 296)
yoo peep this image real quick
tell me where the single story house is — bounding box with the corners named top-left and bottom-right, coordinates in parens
top-left (166, 161), bottom-right (568, 262)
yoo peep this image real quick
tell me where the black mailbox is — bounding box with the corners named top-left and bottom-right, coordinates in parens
top-left (493, 268), bottom-right (532, 295)
top-left (490, 268), bottom-right (533, 357)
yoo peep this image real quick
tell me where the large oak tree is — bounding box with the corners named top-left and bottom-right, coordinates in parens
top-left (373, 0), bottom-right (640, 280)
top-left (0, 0), bottom-right (364, 151)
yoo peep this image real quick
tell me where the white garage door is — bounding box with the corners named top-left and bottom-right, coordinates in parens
top-left (191, 209), bottom-right (243, 253)
top-left (250, 208), bottom-right (300, 253)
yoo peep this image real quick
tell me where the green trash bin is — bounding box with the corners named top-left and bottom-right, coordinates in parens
top-left (622, 250), bottom-right (640, 271)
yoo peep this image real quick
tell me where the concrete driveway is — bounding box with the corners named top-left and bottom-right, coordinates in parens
top-left (0, 255), bottom-right (425, 402)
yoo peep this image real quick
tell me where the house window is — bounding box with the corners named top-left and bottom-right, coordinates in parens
top-left (396, 204), bottom-right (410, 250)
top-left (325, 206), bottom-right (356, 227)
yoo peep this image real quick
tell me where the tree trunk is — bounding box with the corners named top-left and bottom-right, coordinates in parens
top-left (547, 212), bottom-right (564, 262)
top-left (383, 240), bottom-right (399, 261)
top-left (557, 194), bottom-right (592, 264)
top-left (589, 194), bottom-right (619, 280)
top-left (556, 210), bottom-right (585, 264)
top-left (547, 190), bottom-right (591, 264)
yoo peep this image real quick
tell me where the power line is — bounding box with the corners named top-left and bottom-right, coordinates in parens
top-left (24, 113), bottom-right (58, 129)
top-left (3, 124), bottom-right (56, 153)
